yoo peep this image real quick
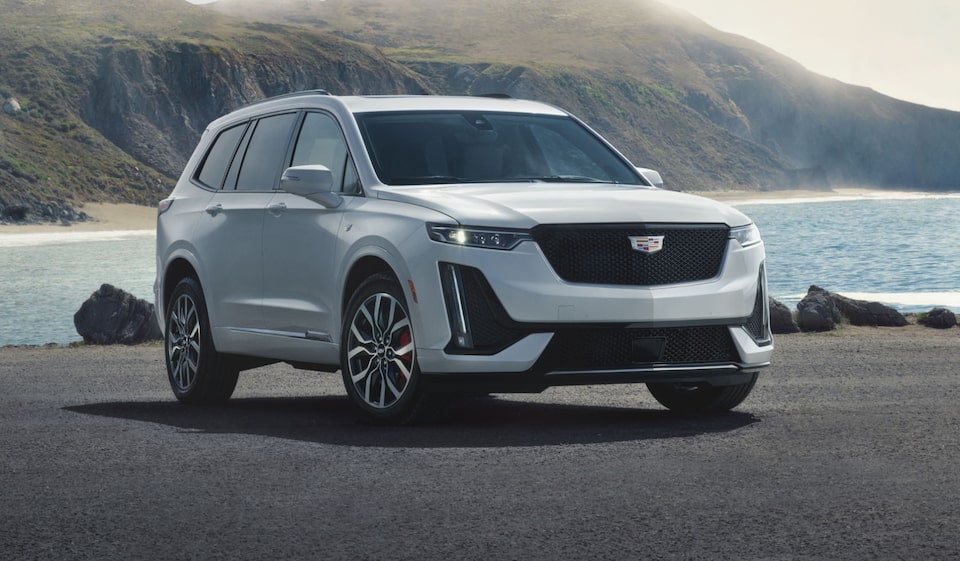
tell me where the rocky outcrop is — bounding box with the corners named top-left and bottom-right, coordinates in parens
top-left (797, 285), bottom-right (908, 332)
top-left (920, 307), bottom-right (957, 329)
top-left (74, 284), bottom-right (162, 345)
top-left (0, 196), bottom-right (89, 225)
top-left (3, 97), bottom-right (21, 114)
top-left (769, 297), bottom-right (800, 334)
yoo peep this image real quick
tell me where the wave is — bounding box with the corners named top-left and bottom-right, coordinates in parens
top-left (0, 230), bottom-right (156, 248)
top-left (731, 190), bottom-right (960, 207)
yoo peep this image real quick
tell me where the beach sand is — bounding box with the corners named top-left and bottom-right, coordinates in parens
top-left (0, 203), bottom-right (157, 234)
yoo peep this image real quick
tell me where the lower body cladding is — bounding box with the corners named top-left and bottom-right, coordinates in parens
top-left (418, 262), bottom-right (772, 394)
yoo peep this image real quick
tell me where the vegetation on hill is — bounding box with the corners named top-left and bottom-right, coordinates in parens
top-left (1, 0), bottom-right (958, 222)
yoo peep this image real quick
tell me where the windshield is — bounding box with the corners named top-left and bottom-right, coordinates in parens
top-left (355, 111), bottom-right (643, 186)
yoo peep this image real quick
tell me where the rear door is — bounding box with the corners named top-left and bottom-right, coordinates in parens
top-left (192, 112), bottom-right (298, 335)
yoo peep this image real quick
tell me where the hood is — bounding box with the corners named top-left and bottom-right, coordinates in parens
top-left (375, 183), bottom-right (752, 228)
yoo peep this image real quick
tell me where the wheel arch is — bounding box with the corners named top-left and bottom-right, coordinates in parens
top-left (341, 255), bottom-right (398, 316)
top-left (162, 257), bottom-right (200, 318)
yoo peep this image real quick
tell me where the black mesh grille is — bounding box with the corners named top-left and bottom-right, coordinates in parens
top-left (459, 267), bottom-right (527, 350)
top-left (532, 224), bottom-right (729, 286)
top-left (538, 326), bottom-right (738, 372)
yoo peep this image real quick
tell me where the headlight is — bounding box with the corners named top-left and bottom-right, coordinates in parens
top-left (427, 224), bottom-right (531, 250)
top-left (730, 223), bottom-right (762, 247)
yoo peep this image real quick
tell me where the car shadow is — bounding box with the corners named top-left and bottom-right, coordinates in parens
top-left (65, 395), bottom-right (759, 448)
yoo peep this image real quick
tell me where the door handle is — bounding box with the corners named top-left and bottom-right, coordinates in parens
top-left (204, 204), bottom-right (223, 216)
top-left (267, 202), bottom-right (287, 216)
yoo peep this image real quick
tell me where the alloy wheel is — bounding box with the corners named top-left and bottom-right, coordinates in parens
top-left (167, 293), bottom-right (201, 392)
top-left (345, 292), bottom-right (415, 409)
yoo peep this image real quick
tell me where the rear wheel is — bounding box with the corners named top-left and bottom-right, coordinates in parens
top-left (646, 373), bottom-right (758, 414)
top-left (164, 277), bottom-right (239, 404)
top-left (341, 273), bottom-right (431, 424)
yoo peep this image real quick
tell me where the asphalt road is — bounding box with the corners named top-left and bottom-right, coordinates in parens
top-left (2, 327), bottom-right (959, 560)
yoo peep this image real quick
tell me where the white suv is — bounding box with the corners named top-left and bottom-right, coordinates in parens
top-left (155, 91), bottom-right (772, 424)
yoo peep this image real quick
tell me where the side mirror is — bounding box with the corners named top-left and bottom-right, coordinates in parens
top-left (280, 165), bottom-right (342, 208)
top-left (636, 167), bottom-right (664, 189)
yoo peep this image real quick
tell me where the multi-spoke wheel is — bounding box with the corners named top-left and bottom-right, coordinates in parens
top-left (164, 277), bottom-right (238, 404)
top-left (646, 373), bottom-right (758, 414)
top-left (341, 273), bottom-right (429, 424)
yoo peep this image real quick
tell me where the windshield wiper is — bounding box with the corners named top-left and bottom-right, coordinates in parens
top-left (387, 176), bottom-right (466, 185)
top-left (519, 175), bottom-right (608, 183)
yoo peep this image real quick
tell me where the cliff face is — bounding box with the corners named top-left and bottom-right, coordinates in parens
top-left (0, 1), bottom-right (430, 220)
top-left (84, 35), bottom-right (428, 177)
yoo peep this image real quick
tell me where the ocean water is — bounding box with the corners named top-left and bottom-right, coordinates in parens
top-left (1, 193), bottom-right (959, 346)
top-left (736, 193), bottom-right (960, 312)
top-left (0, 231), bottom-right (156, 346)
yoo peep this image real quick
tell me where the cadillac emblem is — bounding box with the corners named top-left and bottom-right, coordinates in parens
top-left (629, 235), bottom-right (665, 254)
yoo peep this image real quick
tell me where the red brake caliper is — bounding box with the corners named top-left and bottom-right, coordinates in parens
top-left (397, 329), bottom-right (412, 382)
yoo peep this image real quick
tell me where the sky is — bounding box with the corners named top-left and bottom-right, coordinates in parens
top-left (657, 0), bottom-right (960, 111)
top-left (185, 0), bottom-right (960, 112)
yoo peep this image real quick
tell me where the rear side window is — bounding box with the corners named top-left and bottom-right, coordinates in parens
top-left (195, 123), bottom-right (246, 189)
top-left (236, 113), bottom-right (298, 191)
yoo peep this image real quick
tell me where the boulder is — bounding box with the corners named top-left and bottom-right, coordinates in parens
top-left (797, 291), bottom-right (841, 332)
top-left (920, 307), bottom-right (957, 329)
top-left (3, 97), bottom-right (20, 114)
top-left (800, 285), bottom-right (908, 329)
top-left (74, 284), bottom-right (163, 345)
top-left (769, 297), bottom-right (800, 334)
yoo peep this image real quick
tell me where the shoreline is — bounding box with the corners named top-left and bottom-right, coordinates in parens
top-left (0, 203), bottom-right (156, 235)
top-left (3, 188), bottom-right (960, 235)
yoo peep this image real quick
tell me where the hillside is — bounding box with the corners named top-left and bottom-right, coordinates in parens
top-left (212, 0), bottom-right (960, 191)
top-left (2, 0), bottom-right (959, 224)
top-left (0, 0), bottom-right (428, 222)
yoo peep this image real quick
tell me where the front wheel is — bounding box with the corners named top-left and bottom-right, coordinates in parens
top-left (341, 273), bottom-right (432, 425)
top-left (164, 277), bottom-right (239, 404)
top-left (646, 373), bottom-right (758, 414)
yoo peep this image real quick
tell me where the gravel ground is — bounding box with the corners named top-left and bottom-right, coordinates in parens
top-left (1, 326), bottom-right (959, 560)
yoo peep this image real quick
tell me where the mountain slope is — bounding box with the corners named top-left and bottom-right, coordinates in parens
top-left (211, 0), bottom-right (960, 190)
top-left (0, 0), bottom-right (429, 221)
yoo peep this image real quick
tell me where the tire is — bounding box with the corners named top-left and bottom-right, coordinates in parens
top-left (340, 273), bottom-right (432, 425)
top-left (164, 277), bottom-right (239, 404)
top-left (646, 373), bottom-right (758, 414)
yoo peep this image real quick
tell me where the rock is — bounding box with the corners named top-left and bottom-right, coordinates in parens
top-left (3, 97), bottom-right (21, 114)
top-left (769, 297), bottom-right (800, 334)
top-left (801, 285), bottom-right (908, 329)
top-left (74, 284), bottom-right (163, 345)
top-left (797, 291), bottom-right (841, 332)
top-left (920, 307), bottom-right (957, 329)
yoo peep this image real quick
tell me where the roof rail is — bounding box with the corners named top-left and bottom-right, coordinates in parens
top-left (473, 93), bottom-right (513, 99)
top-left (236, 89), bottom-right (332, 110)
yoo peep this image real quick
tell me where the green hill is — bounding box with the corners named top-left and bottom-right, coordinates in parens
top-left (0, 0), bottom-right (427, 222)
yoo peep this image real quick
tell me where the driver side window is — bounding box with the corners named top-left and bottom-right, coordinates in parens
top-left (291, 112), bottom-right (359, 193)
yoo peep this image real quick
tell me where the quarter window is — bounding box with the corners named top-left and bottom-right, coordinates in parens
top-left (195, 123), bottom-right (246, 189)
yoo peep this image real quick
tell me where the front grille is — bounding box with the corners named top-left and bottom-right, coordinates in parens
top-left (532, 224), bottom-right (729, 286)
top-left (538, 326), bottom-right (738, 372)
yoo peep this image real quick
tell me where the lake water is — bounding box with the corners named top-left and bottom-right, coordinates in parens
top-left (2, 192), bottom-right (959, 346)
